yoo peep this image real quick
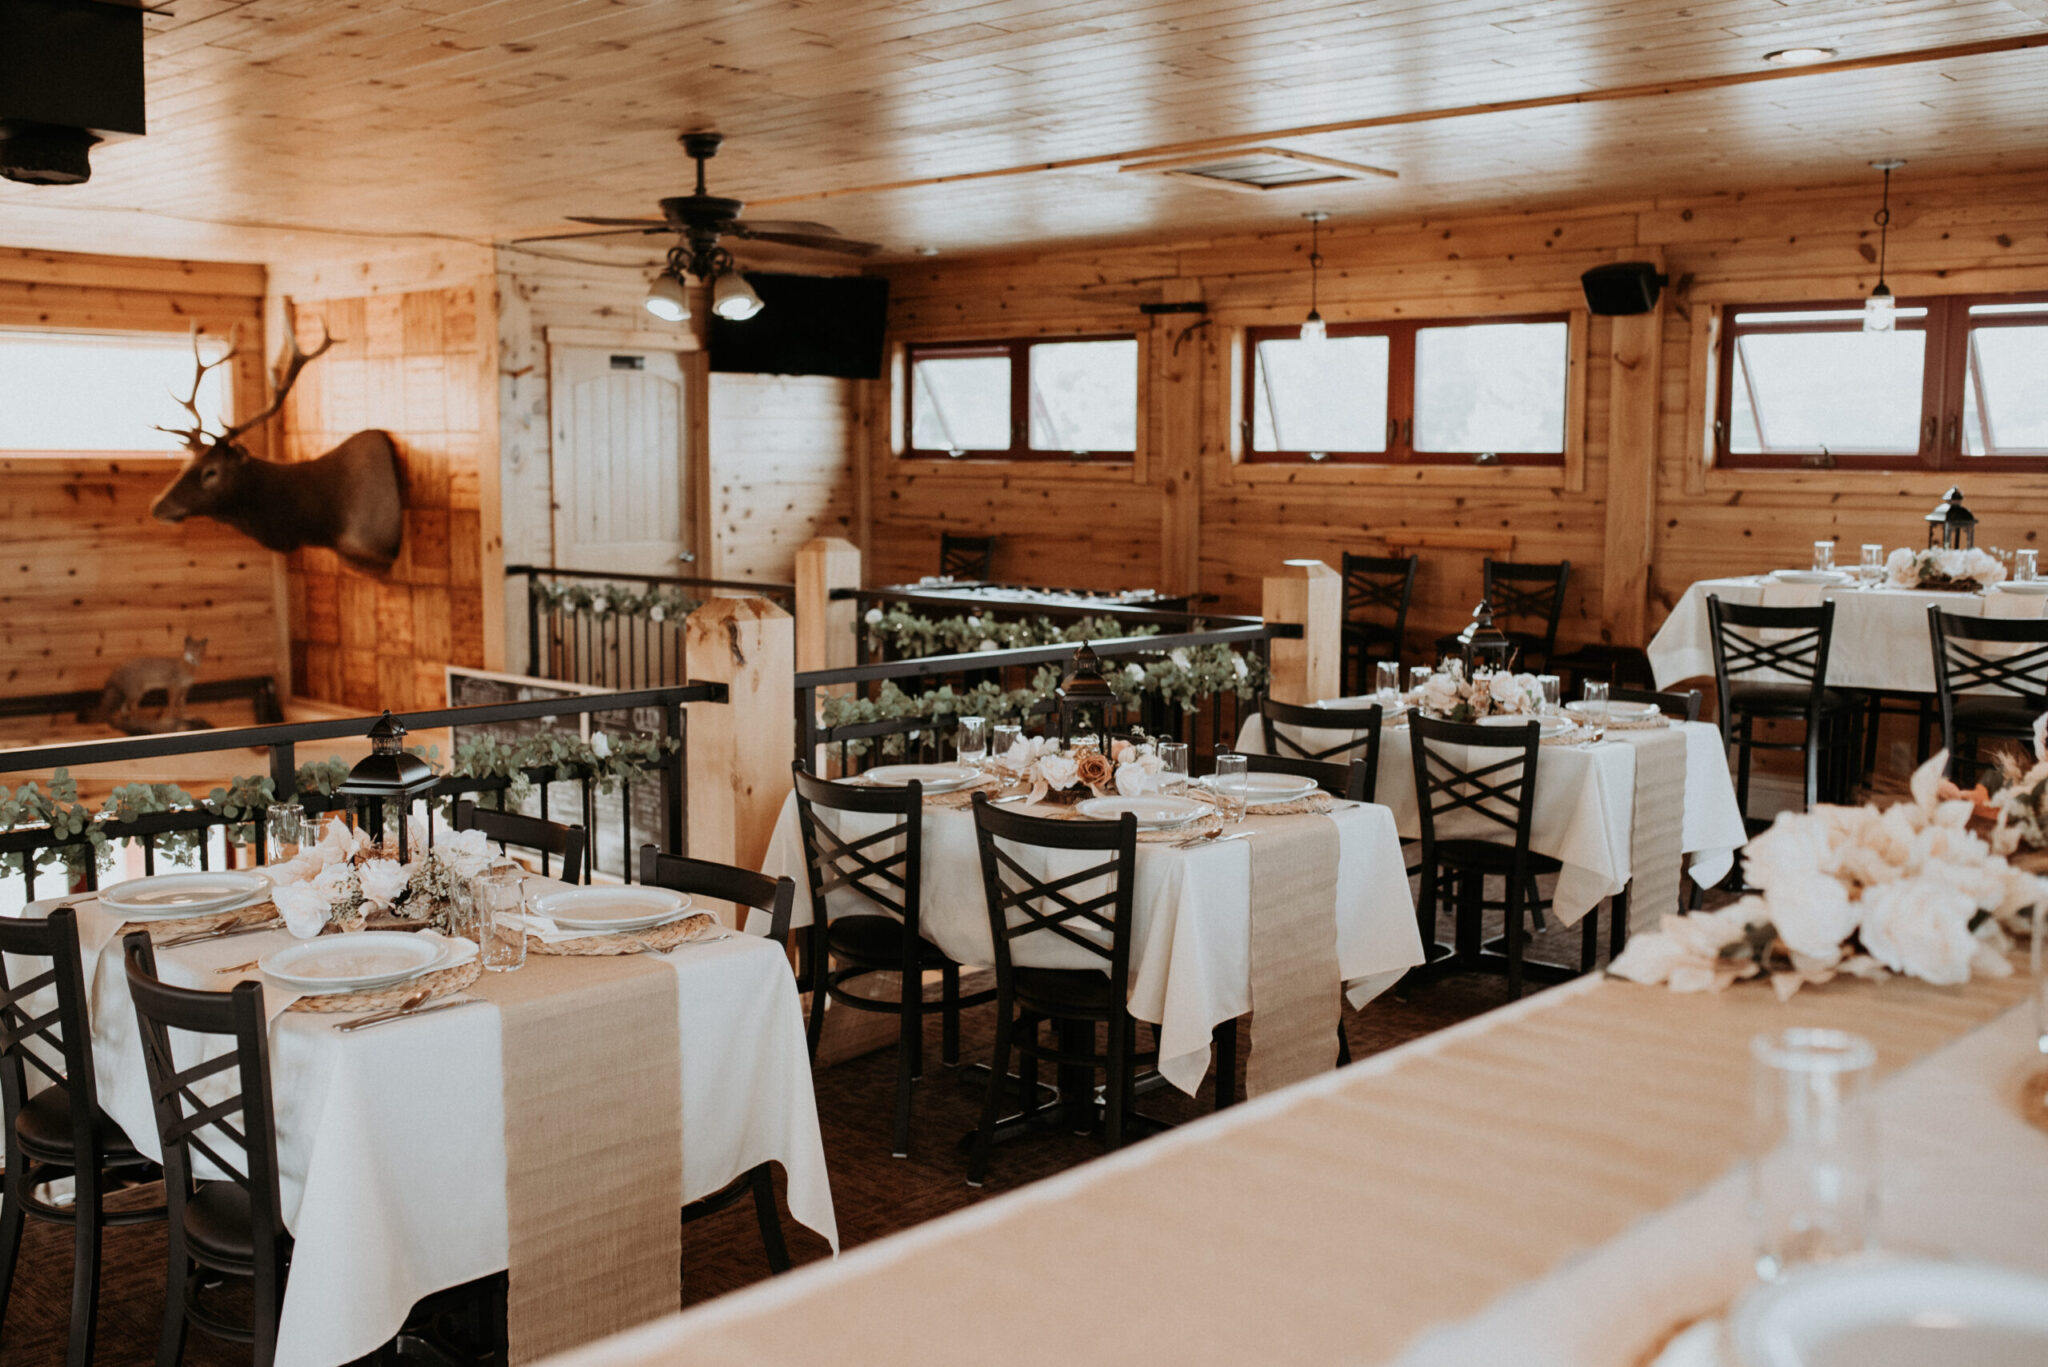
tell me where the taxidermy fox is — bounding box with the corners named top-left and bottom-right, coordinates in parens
top-left (89, 636), bottom-right (207, 729)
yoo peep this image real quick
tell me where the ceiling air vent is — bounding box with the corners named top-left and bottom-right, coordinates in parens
top-left (1119, 146), bottom-right (1395, 194)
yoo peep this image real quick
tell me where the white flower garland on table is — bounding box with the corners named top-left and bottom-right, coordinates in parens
top-left (1416, 661), bottom-right (1545, 723)
top-left (1610, 751), bottom-right (2042, 1000)
top-left (995, 735), bottom-right (1167, 800)
top-left (1885, 545), bottom-right (2007, 590)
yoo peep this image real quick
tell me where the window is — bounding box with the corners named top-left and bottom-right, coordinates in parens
top-left (1245, 314), bottom-right (1570, 465)
top-left (0, 330), bottom-right (233, 453)
top-left (905, 336), bottom-right (1137, 461)
top-left (1717, 292), bottom-right (2048, 469)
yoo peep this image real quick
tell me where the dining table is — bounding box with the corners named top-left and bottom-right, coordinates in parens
top-left (6, 871), bottom-right (837, 1367)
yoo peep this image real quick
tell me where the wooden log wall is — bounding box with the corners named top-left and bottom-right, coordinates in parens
top-left (858, 170), bottom-right (2048, 656)
top-left (0, 249), bottom-right (285, 702)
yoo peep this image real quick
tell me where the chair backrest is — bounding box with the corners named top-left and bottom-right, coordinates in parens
top-left (1340, 552), bottom-right (1418, 644)
top-left (1257, 697), bottom-right (1381, 794)
top-left (0, 906), bottom-right (105, 1161)
top-left (122, 931), bottom-right (288, 1264)
top-left (1246, 753), bottom-right (1371, 802)
top-left (1706, 596), bottom-right (1836, 717)
top-left (939, 533), bottom-right (995, 581)
top-left (1609, 685), bottom-right (1703, 723)
top-left (969, 794), bottom-right (1138, 996)
top-left (452, 799), bottom-right (588, 884)
top-left (1407, 713), bottom-right (1543, 869)
top-left (790, 761), bottom-right (924, 941)
top-left (1482, 559), bottom-right (1572, 657)
top-left (1929, 607), bottom-right (2048, 705)
top-left (638, 845), bottom-right (796, 949)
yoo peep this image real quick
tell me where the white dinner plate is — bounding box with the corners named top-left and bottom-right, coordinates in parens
top-left (1472, 714), bottom-right (1576, 739)
top-left (1073, 795), bottom-right (1209, 829)
top-left (98, 870), bottom-right (271, 920)
top-left (1565, 699), bottom-right (1660, 722)
top-left (1732, 1257), bottom-right (2048, 1367)
top-left (1994, 580), bottom-right (2048, 595)
top-left (529, 886), bottom-right (692, 932)
top-left (857, 764), bottom-right (980, 794)
top-left (1771, 569), bottom-right (1852, 584)
top-left (260, 931), bottom-right (451, 993)
top-left (1202, 772), bottom-right (1321, 804)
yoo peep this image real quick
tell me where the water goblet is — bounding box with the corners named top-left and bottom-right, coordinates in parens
top-left (2019, 549), bottom-right (2039, 584)
top-left (264, 802), bottom-right (305, 863)
top-left (1537, 674), bottom-right (1561, 716)
top-left (1158, 741), bottom-right (1190, 796)
top-left (1860, 542), bottom-right (1885, 585)
top-left (1581, 680), bottom-right (1610, 729)
top-left (1749, 1028), bottom-right (1879, 1280)
top-left (990, 722), bottom-right (1022, 763)
top-left (1812, 540), bottom-right (1834, 573)
top-left (1212, 753), bottom-right (1250, 824)
top-left (477, 859), bottom-right (528, 973)
top-left (956, 716), bottom-right (988, 769)
top-left (1409, 665), bottom-right (1431, 695)
top-left (1375, 661), bottom-right (1401, 706)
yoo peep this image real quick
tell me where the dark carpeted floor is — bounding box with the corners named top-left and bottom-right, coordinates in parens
top-left (0, 918), bottom-right (1590, 1365)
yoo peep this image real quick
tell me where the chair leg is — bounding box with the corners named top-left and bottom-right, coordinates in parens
top-left (967, 1001), bottom-right (1014, 1187)
top-left (803, 951), bottom-right (828, 1062)
top-left (0, 1148), bottom-right (24, 1334)
top-left (1504, 878), bottom-right (1525, 1001)
top-left (1610, 887), bottom-right (1630, 959)
top-left (940, 962), bottom-right (960, 1067)
top-left (1212, 1017), bottom-right (1239, 1110)
top-left (67, 1166), bottom-right (102, 1367)
top-left (891, 979), bottom-right (918, 1160)
top-left (156, 1231), bottom-right (190, 1367)
top-left (1335, 1009), bottom-right (1351, 1068)
top-left (1735, 716), bottom-right (1754, 820)
top-left (252, 1246), bottom-right (285, 1367)
top-left (1580, 903), bottom-right (1600, 975)
top-left (1102, 1015), bottom-right (1130, 1154)
top-left (748, 1165), bottom-right (792, 1274)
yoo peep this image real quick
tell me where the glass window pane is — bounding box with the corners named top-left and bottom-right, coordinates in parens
top-left (1251, 335), bottom-right (1389, 451)
top-left (1963, 325), bottom-right (2048, 455)
top-left (1729, 330), bottom-right (1925, 453)
top-left (1029, 340), bottom-right (1136, 451)
top-left (0, 332), bottom-right (233, 452)
top-left (1413, 322), bottom-right (1568, 453)
top-left (910, 354), bottom-right (1010, 451)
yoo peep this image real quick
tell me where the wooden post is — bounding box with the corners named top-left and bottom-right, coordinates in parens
top-left (1154, 279), bottom-right (1204, 597)
top-left (794, 536), bottom-right (861, 673)
top-left (683, 596), bottom-right (793, 876)
top-left (1261, 559), bottom-right (1342, 705)
top-left (1599, 249), bottom-right (1665, 647)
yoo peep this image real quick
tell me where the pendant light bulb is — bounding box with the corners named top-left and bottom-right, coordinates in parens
top-left (1301, 210), bottom-right (1329, 344)
top-left (643, 270), bottom-right (690, 323)
top-left (1863, 159), bottom-right (1904, 335)
top-left (711, 271), bottom-right (765, 321)
top-left (1300, 310), bottom-right (1327, 343)
top-left (1863, 282), bottom-right (1896, 334)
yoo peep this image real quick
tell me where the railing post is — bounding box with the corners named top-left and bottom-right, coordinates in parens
top-left (794, 537), bottom-right (861, 673)
top-left (1261, 559), bottom-right (1342, 706)
top-left (525, 568), bottom-right (542, 677)
top-left (684, 597), bottom-right (794, 874)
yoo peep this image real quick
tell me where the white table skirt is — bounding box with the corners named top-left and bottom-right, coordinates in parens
top-left (758, 791), bottom-right (1425, 1095)
top-left (11, 887), bottom-right (837, 1367)
top-left (1649, 575), bottom-right (2048, 693)
top-left (1239, 709), bottom-right (1747, 923)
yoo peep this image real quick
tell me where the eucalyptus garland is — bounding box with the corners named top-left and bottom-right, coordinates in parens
top-left (863, 607), bottom-right (1158, 660)
top-left (534, 580), bottom-right (699, 624)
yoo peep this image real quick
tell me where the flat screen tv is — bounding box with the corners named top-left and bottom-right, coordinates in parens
top-left (707, 273), bottom-right (889, 379)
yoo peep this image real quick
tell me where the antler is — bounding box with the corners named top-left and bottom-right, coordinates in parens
top-left (155, 321), bottom-right (242, 452)
top-left (219, 298), bottom-right (337, 445)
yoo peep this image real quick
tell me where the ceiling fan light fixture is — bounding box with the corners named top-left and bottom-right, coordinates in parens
top-left (643, 270), bottom-right (690, 322)
top-left (712, 271), bottom-right (765, 321)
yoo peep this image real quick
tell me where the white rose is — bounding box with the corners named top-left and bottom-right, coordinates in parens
top-left (1233, 655), bottom-right (1249, 680)
top-left (967, 615), bottom-right (982, 629)
top-left (273, 882), bottom-right (335, 939)
top-left (1421, 674), bottom-right (1460, 714)
top-left (978, 640), bottom-right (997, 652)
top-left (590, 730), bottom-right (611, 759)
top-left (1169, 648), bottom-right (1191, 669)
top-left (1126, 663), bottom-right (1145, 681)
top-left (864, 608), bottom-right (883, 625)
top-left (590, 597), bottom-right (609, 615)
top-left (1036, 755), bottom-right (1079, 790)
top-left (268, 851), bottom-right (322, 885)
top-left (1858, 879), bottom-right (1981, 985)
top-left (442, 827), bottom-right (495, 879)
top-left (649, 605), bottom-right (665, 622)
top-left (1885, 547), bottom-right (1918, 587)
top-left (1759, 873), bottom-right (1859, 960)
top-left (358, 857), bottom-right (409, 911)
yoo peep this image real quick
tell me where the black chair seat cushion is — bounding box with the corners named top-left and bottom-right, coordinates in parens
top-left (1951, 695), bottom-right (2046, 735)
top-left (14, 1087), bottom-right (141, 1164)
top-left (184, 1181), bottom-right (258, 1266)
top-left (823, 913), bottom-right (950, 969)
top-left (1430, 839), bottom-right (1565, 878)
top-left (1010, 965), bottom-right (1118, 1020)
top-left (1726, 682), bottom-right (1852, 717)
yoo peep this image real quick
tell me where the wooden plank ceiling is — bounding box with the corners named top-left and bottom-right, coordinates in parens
top-left (0, 0), bottom-right (2042, 265)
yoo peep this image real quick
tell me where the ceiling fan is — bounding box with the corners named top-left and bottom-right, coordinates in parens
top-left (516, 132), bottom-right (882, 322)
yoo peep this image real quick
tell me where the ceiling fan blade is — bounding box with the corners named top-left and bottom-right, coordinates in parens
top-left (569, 216), bottom-right (671, 227)
top-left (731, 227), bottom-right (882, 256)
top-left (510, 226), bottom-right (670, 243)
top-left (738, 219), bottom-right (842, 236)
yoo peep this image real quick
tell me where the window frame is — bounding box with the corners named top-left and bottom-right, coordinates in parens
top-left (1241, 311), bottom-right (1573, 466)
top-left (901, 333), bottom-right (1138, 463)
top-left (1714, 291), bottom-right (2048, 472)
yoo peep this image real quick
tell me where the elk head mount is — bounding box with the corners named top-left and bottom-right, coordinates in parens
top-left (150, 302), bottom-right (405, 572)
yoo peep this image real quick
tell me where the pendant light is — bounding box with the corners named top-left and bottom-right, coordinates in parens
top-left (712, 270), bottom-right (765, 321)
top-left (1300, 210), bottom-right (1329, 342)
top-left (1863, 159), bottom-right (1905, 334)
top-left (643, 269), bottom-right (690, 322)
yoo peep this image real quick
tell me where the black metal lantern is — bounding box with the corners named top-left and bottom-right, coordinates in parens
top-left (335, 712), bottom-right (439, 861)
top-left (1926, 486), bottom-right (1976, 551)
top-left (1055, 643), bottom-right (1117, 743)
top-left (1456, 597), bottom-right (1514, 674)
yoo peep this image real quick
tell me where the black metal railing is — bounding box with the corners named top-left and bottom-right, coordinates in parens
top-left (0, 683), bottom-right (724, 901)
top-left (511, 565), bottom-right (795, 688)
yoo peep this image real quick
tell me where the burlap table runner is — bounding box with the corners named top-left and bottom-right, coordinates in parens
top-left (1239, 812), bottom-right (1343, 1097)
top-left (468, 953), bottom-right (683, 1362)
top-left (1612, 728), bottom-right (1688, 934)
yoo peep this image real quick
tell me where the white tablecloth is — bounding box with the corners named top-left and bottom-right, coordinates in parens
top-left (1649, 575), bottom-right (2048, 693)
top-left (10, 886), bottom-right (837, 1367)
top-left (758, 791), bottom-right (1424, 1095)
top-left (1239, 707), bottom-right (1746, 924)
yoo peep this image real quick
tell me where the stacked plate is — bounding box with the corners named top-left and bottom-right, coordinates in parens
top-left (1772, 568), bottom-right (1852, 585)
top-left (1995, 580), bottom-right (2048, 596)
top-left (1200, 772), bottom-right (1322, 806)
top-left (260, 931), bottom-right (460, 996)
top-left (1730, 1257), bottom-right (2048, 1367)
top-left (1479, 714), bottom-right (1579, 739)
top-left (856, 764), bottom-right (980, 794)
top-left (1074, 795), bottom-right (1208, 829)
top-left (1564, 699), bottom-right (1661, 724)
top-left (529, 886), bottom-right (693, 933)
top-left (98, 870), bottom-right (271, 921)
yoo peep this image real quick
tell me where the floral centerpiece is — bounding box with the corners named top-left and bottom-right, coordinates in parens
top-left (1610, 751), bottom-right (2041, 1000)
top-left (1989, 715), bottom-right (2048, 860)
top-left (1416, 662), bottom-right (1545, 723)
top-left (995, 735), bottom-right (1167, 802)
top-left (1886, 545), bottom-right (2007, 592)
top-left (268, 817), bottom-right (498, 938)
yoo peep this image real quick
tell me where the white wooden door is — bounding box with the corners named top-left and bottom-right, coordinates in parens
top-left (549, 345), bottom-right (691, 574)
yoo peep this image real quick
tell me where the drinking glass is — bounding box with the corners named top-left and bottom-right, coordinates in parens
top-left (1409, 665), bottom-right (1431, 694)
top-left (1812, 540), bottom-right (1834, 573)
top-left (1581, 679), bottom-right (1610, 728)
top-left (1375, 661), bottom-right (1401, 704)
top-left (956, 716), bottom-right (987, 768)
top-left (477, 860), bottom-right (528, 973)
top-left (990, 722), bottom-right (1022, 765)
top-left (1212, 753), bottom-right (1250, 824)
top-left (2019, 549), bottom-right (2039, 583)
top-left (1749, 1028), bottom-right (1879, 1280)
top-left (2033, 904), bottom-right (2047, 1057)
top-left (264, 802), bottom-right (304, 863)
top-left (1861, 543), bottom-right (1885, 584)
top-left (1537, 674), bottom-right (1561, 715)
top-left (1158, 741), bottom-right (1191, 795)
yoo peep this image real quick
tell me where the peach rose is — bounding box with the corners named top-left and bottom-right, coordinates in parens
top-left (1074, 748), bottom-right (1115, 790)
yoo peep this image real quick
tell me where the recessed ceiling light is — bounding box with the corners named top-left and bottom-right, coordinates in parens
top-left (916, 245), bottom-right (940, 256)
top-left (1763, 46), bottom-right (1837, 65)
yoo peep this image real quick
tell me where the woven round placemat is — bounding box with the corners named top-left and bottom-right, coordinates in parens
top-left (286, 957), bottom-right (482, 1013)
top-left (527, 910), bottom-right (721, 956)
top-left (1603, 713), bottom-right (1672, 731)
top-left (1540, 725), bottom-right (1595, 747)
top-left (123, 899), bottom-right (279, 942)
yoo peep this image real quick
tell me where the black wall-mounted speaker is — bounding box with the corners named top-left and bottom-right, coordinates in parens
top-left (0, 0), bottom-right (146, 186)
top-left (1580, 262), bottom-right (1669, 316)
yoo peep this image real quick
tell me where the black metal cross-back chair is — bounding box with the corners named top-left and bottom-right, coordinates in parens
top-left (1610, 685), bottom-right (1703, 723)
top-left (938, 532), bottom-right (996, 582)
top-left (967, 797), bottom-right (1154, 1187)
top-left (451, 798), bottom-right (588, 884)
top-left (122, 931), bottom-right (290, 1367)
top-left (791, 763), bottom-right (993, 1159)
top-left (1258, 697), bottom-right (1382, 799)
top-left (640, 845), bottom-right (797, 1276)
top-left (1245, 753), bottom-right (1372, 803)
top-left (1408, 714), bottom-right (1583, 1001)
top-left (1929, 607), bottom-right (2048, 784)
top-left (1706, 596), bottom-right (1854, 823)
top-left (1340, 552), bottom-right (1418, 691)
top-left (0, 907), bottom-right (165, 1367)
